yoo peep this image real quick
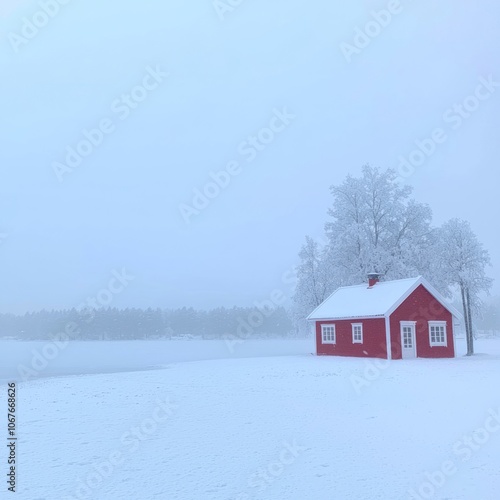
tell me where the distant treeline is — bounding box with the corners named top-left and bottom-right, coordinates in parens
top-left (0, 306), bottom-right (295, 340)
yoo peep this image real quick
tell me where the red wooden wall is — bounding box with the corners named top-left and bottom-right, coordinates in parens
top-left (315, 317), bottom-right (387, 358)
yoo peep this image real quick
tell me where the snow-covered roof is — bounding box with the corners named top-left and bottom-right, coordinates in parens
top-left (307, 276), bottom-right (461, 321)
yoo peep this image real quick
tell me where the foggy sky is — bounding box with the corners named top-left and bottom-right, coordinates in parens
top-left (1, 0), bottom-right (499, 314)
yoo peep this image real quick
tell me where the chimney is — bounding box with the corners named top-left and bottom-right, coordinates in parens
top-left (367, 272), bottom-right (381, 288)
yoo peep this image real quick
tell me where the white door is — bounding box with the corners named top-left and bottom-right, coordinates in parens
top-left (401, 323), bottom-right (416, 359)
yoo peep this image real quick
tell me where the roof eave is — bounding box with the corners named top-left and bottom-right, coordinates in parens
top-left (307, 314), bottom-right (386, 322)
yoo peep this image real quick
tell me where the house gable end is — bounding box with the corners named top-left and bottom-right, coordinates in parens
top-left (385, 277), bottom-right (461, 321)
top-left (388, 283), bottom-right (455, 359)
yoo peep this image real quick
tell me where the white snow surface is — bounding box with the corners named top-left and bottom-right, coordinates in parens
top-left (2, 338), bottom-right (500, 499)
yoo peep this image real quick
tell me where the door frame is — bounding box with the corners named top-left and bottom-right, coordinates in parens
top-left (400, 321), bottom-right (417, 359)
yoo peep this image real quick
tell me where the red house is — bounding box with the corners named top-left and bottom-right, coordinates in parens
top-left (307, 275), bottom-right (462, 359)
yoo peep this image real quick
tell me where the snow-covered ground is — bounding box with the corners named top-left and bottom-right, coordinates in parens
top-left (2, 338), bottom-right (500, 499)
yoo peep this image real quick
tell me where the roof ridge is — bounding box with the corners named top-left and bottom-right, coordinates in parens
top-left (340, 275), bottom-right (420, 289)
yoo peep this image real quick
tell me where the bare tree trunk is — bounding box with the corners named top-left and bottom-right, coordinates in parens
top-left (466, 287), bottom-right (474, 355)
top-left (461, 285), bottom-right (472, 356)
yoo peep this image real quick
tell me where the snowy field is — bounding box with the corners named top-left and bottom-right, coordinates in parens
top-left (1, 338), bottom-right (500, 499)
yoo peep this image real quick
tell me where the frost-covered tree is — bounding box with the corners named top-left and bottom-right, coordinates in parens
top-left (436, 219), bottom-right (493, 355)
top-left (325, 165), bottom-right (438, 285)
top-left (292, 236), bottom-right (337, 322)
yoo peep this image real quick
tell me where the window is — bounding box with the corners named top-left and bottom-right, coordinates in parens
top-left (402, 326), bottom-right (414, 349)
top-left (352, 323), bottom-right (363, 344)
top-left (429, 321), bottom-right (447, 347)
top-left (321, 324), bottom-right (336, 344)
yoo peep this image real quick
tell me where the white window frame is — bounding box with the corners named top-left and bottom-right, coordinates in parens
top-left (429, 321), bottom-right (447, 347)
top-left (321, 324), bottom-right (336, 344)
top-left (352, 323), bottom-right (363, 344)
